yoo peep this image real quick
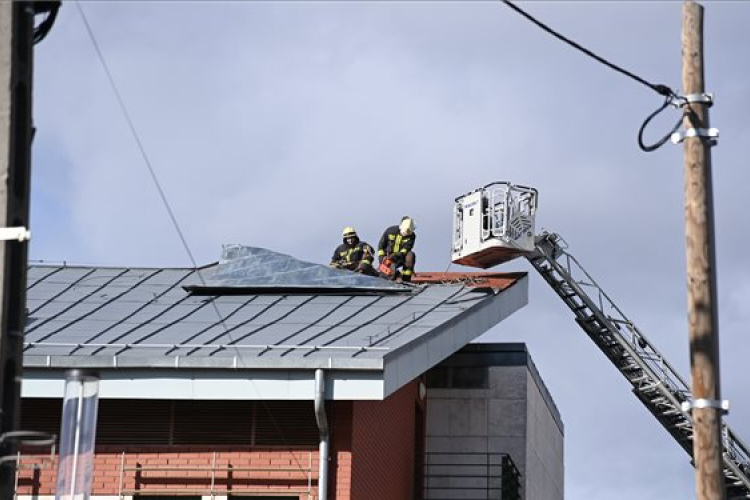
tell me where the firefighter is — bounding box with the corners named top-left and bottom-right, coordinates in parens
top-left (330, 227), bottom-right (377, 276)
top-left (377, 216), bottom-right (416, 282)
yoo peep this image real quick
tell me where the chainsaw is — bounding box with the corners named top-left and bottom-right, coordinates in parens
top-left (378, 257), bottom-right (396, 279)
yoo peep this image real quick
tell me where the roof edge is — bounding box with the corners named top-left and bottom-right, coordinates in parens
top-left (23, 354), bottom-right (384, 371)
top-left (381, 274), bottom-right (529, 397)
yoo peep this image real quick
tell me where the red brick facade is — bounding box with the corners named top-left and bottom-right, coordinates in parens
top-left (18, 446), bottom-right (320, 497)
top-left (16, 381), bottom-right (423, 499)
top-left (351, 380), bottom-right (421, 500)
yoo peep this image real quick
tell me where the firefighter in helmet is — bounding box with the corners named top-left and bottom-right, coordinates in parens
top-left (377, 216), bottom-right (416, 282)
top-left (330, 227), bottom-right (377, 276)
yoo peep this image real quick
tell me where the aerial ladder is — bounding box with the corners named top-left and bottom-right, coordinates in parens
top-left (452, 182), bottom-right (750, 499)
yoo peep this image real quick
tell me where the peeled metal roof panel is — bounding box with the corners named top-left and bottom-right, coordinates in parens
top-left (185, 245), bottom-right (411, 293)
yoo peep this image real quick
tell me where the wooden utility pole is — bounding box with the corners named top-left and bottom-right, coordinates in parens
top-left (0, 2), bottom-right (34, 496)
top-left (681, 2), bottom-right (725, 499)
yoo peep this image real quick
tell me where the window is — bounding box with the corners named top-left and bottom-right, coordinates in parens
top-left (426, 366), bottom-right (488, 389)
top-left (451, 366), bottom-right (489, 389)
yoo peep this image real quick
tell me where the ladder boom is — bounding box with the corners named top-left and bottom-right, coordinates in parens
top-left (527, 232), bottom-right (750, 499)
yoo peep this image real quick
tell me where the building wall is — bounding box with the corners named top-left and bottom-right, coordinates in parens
top-left (350, 380), bottom-right (420, 500)
top-left (16, 382), bottom-right (422, 500)
top-left (524, 360), bottom-right (564, 500)
top-left (424, 343), bottom-right (563, 500)
top-left (17, 398), bottom-right (324, 498)
top-left (17, 446), bottom-right (319, 498)
top-left (331, 400), bottom-right (353, 500)
top-left (425, 366), bottom-right (528, 499)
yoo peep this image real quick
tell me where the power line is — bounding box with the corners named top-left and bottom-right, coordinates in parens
top-left (501, 1), bottom-right (682, 152)
top-left (502, 1), bottom-right (675, 98)
top-left (74, 2), bottom-right (312, 478)
top-left (75, 2), bottom-right (202, 275)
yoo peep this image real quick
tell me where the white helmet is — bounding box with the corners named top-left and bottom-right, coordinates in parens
top-left (399, 217), bottom-right (415, 236)
top-left (342, 226), bottom-right (357, 238)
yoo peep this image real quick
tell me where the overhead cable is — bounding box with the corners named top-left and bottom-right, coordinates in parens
top-left (74, 3), bottom-right (315, 477)
top-left (501, 1), bottom-right (682, 152)
top-left (75, 2), bottom-right (202, 278)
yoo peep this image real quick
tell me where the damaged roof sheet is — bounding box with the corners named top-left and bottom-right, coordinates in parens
top-left (186, 245), bottom-right (411, 293)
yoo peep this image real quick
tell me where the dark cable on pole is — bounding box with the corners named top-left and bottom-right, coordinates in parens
top-left (32, 1), bottom-right (61, 45)
top-left (501, 1), bottom-right (682, 152)
top-left (637, 97), bottom-right (684, 152)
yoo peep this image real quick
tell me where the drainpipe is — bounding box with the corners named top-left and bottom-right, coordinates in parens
top-left (314, 369), bottom-right (329, 500)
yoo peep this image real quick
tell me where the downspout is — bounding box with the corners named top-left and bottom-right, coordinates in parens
top-left (314, 369), bottom-right (329, 500)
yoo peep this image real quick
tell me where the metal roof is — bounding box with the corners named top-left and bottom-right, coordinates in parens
top-left (22, 261), bottom-right (528, 400)
top-left (187, 244), bottom-right (411, 293)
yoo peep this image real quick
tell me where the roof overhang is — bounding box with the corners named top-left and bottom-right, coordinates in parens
top-left (22, 274), bottom-right (528, 400)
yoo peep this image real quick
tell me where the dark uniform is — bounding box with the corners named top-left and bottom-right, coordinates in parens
top-left (377, 225), bottom-right (416, 281)
top-left (330, 240), bottom-right (376, 275)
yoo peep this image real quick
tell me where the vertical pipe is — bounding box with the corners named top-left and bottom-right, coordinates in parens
top-left (55, 370), bottom-right (100, 500)
top-left (314, 369), bottom-right (329, 500)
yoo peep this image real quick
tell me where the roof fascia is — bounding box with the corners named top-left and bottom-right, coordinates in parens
top-left (22, 367), bottom-right (385, 401)
top-left (382, 274), bottom-right (529, 397)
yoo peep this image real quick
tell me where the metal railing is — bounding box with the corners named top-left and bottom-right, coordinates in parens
top-left (13, 452), bottom-right (57, 500)
top-left (117, 451), bottom-right (316, 500)
top-left (424, 451), bottom-right (521, 500)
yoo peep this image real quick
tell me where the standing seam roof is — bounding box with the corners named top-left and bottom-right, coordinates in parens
top-left (24, 263), bottom-right (525, 371)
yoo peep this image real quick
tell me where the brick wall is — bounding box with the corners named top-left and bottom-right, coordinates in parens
top-left (17, 446), bottom-right (319, 498)
top-left (330, 401), bottom-right (353, 500)
top-left (350, 380), bottom-right (420, 500)
top-left (16, 385), bottom-right (423, 500)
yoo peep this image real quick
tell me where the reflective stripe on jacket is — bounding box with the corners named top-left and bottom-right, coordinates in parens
top-left (377, 225), bottom-right (416, 257)
top-left (331, 242), bottom-right (374, 265)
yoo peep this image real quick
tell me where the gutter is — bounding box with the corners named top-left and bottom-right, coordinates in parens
top-left (314, 369), bottom-right (329, 500)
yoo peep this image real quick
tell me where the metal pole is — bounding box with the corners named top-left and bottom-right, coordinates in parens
top-left (681, 2), bottom-right (725, 499)
top-left (314, 369), bottom-right (329, 500)
top-left (55, 370), bottom-right (101, 500)
top-left (0, 2), bottom-right (34, 496)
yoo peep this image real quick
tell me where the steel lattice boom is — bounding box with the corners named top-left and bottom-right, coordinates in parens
top-left (527, 232), bottom-right (750, 499)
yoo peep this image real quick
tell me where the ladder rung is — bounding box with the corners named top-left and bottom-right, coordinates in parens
top-left (673, 421), bottom-right (693, 429)
top-left (660, 408), bottom-right (683, 417)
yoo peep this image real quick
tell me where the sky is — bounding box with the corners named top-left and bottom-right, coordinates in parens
top-left (29, 2), bottom-right (750, 499)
